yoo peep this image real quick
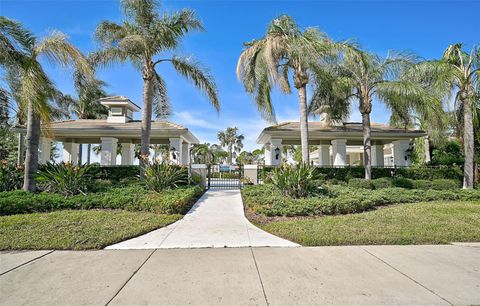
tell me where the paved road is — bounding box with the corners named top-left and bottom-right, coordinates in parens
top-left (107, 190), bottom-right (298, 249)
top-left (1, 244), bottom-right (479, 305)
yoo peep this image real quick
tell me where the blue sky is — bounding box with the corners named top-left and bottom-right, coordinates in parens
top-left (1, 0), bottom-right (479, 152)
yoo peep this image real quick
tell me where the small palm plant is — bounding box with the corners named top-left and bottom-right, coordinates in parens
top-left (269, 163), bottom-right (322, 198)
top-left (36, 162), bottom-right (93, 197)
top-left (143, 161), bottom-right (188, 192)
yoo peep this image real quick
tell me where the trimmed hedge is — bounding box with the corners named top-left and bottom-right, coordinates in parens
top-left (242, 184), bottom-right (480, 217)
top-left (344, 177), bottom-right (460, 191)
top-left (0, 186), bottom-right (203, 216)
top-left (85, 165), bottom-right (140, 181)
top-left (261, 165), bottom-right (463, 182)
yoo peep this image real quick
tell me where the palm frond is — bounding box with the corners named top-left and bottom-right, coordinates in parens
top-left (152, 72), bottom-right (170, 118)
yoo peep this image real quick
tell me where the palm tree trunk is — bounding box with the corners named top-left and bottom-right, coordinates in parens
top-left (424, 136), bottom-right (431, 164)
top-left (462, 95), bottom-right (474, 189)
top-left (362, 111), bottom-right (372, 180)
top-left (298, 85), bottom-right (309, 164)
top-left (227, 145), bottom-right (232, 165)
top-left (78, 143), bottom-right (83, 165)
top-left (87, 144), bottom-right (91, 165)
top-left (23, 100), bottom-right (40, 192)
top-left (140, 69), bottom-right (154, 176)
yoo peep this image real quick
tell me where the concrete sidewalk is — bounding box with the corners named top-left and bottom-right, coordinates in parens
top-left (106, 189), bottom-right (298, 249)
top-left (1, 244), bottom-right (479, 305)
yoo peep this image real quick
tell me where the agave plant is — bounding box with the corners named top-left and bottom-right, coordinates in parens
top-left (143, 161), bottom-right (188, 192)
top-left (269, 164), bottom-right (322, 198)
top-left (36, 162), bottom-right (92, 196)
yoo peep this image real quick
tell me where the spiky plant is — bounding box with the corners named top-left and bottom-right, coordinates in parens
top-left (0, 17), bottom-right (93, 191)
top-left (92, 0), bottom-right (220, 174)
top-left (237, 15), bottom-right (335, 163)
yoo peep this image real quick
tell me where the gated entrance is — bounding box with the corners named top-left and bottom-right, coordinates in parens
top-left (207, 164), bottom-right (243, 189)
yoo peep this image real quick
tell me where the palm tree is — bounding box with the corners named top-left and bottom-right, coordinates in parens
top-left (93, 0), bottom-right (220, 174)
top-left (237, 15), bottom-right (335, 164)
top-left (411, 44), bottom-right (479, 188)
top-left (0, 17), bottom-right (92, 191)
top-left (310, 47), bottom-right (438, 179)
top-left (217, 127), bottom-right (244, 165)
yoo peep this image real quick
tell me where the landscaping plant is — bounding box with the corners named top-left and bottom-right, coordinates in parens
top-left (36, 162), bottom-right (93, 197)
top-left (0, 160), bottom-right (23, 191)
top-left (143, 161), bottom-right (189, 192)
top-left (269, 163), bottom-right (323, 198)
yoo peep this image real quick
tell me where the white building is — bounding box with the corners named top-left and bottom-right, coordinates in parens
top-left (257, 118), bottom-right (426, 167)
top-left (17, 96), bottom-right (199, 166)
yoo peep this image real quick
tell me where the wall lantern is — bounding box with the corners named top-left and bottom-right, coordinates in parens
top-left (274, 147), bottom-right (280, 160)
top-left (170, 147), bottom-right (177, 160)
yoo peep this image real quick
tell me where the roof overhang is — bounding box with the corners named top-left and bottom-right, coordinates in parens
top-left (98, 96), bottom-right (141, 112)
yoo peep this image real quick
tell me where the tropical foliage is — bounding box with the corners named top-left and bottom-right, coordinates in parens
top-left (92, 0), bottom-right (220, 172)
top-left (217, 127), bottom-right (244, 164)
top-left (143, 161), bottom-right (189, 192)
top-left (269, 164), bottom-right (323, 198)
top-left (36, 162), bottom-right (93, 196)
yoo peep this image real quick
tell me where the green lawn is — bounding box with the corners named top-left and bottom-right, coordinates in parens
top-left (0, 210), bottom-right (181, 250)
top-left (257, 201), bottom-right (480, 246)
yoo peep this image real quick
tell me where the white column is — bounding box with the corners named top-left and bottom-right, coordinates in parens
top-left (100, 137), bottom-right (118, 166)
top-left (63, 142), bottom-right (79, 165)
top-left (121, 143), bottom-right (135, 165)
top-left (38, 137), bottom-right (52, 164)
top-left (371, 144), bottom-right (384, 167)
top-left (264, 143), bottom-right (272, 166)
top-left (317, 144), bottom-right (330, 166)
top-left (270, 139), bottom-right (282, 166)
top-left (169, 138), bottom-right (183, 165)
top-left (181, 142), bottom-right (190, 165)
top-left (392, 140), bottom-right (411, 167)
top-left (331, 139), bottom-right (347, 167)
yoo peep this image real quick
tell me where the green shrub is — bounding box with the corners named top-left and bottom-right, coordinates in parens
top-left (348, 178), bottom-right (373, 189)
top-left (371, 177), bottom-right (392, 189)
top-left (431, 179), bottom-right (460, 190)
top-left (412, 180), bottom-right (432, 190)
top-left (0, 186), bottom-right (204, 216)
top-left (144, 162), bottom-right (188, 192)
top-left (0, 160), bottom-right (23, 191)
top-left (270, 164), bottom-right (323, 198)
top-left (36, 162), bottom-right (93, 196)
top-left (241, 184), bottom-right (480, 217)
top-left (85, 165), bottom-right (140, 181)
top-left (190, 173), bottom-right (203, 185)
top-left (392, 178), bottom-right (414, 189)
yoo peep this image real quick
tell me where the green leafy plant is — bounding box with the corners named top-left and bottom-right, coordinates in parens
top-left (348, 178), bottom-right (373, 189)
top-left (36, 162), bottom-right (93, 197)
top-left (269, 164), bottom-right (322, 198)
top-left (144, 162), bottom-right (188, 192)
top-left (0, 160), bottom-right (23, 191)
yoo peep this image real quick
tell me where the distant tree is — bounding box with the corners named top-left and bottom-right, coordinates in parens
top-left (217, 127), bottom-right (244, 165)
top-left (236, 151), bottom-right (254, 165)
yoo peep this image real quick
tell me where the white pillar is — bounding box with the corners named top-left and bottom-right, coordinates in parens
top-left (264, 143), bottom-right (272, 166)
top-left (100, 137), bottom-right (118, 166)
top-left (38, 137), bottom-right (52, 164)
top-left (121, 143), bottom-right (135, 165)
top-left (169, 138), bottom-right (183, 165)
top-left (331, 139), bottom-right (347, 167)
top-left (63, 142), bottom-right (79, 165)
top-left (317, 144), bottom-right (330, 166)
top-left (371, 144), bottom-right (384, 167)
top-left (270, 139), bottom-right (282, 166)
top-left (392, 140), bottom-right (411, 167)
top-left (181, 142), bottom-right (190, 165)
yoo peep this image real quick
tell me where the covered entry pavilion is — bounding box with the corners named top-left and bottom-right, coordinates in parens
top-left (257, 120), bottom-right (427, 167)
top-left (17, 96), bottom-right (199, 166)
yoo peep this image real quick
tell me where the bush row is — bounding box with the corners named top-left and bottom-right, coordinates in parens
top-left (242, 184), bottom-right (480, 217)
top-left (346, 178), bottom-right (460, 190)
top-left (0, 186), bottom-right (204, 216)
top-left (261, 165), bottom-right (463, 182)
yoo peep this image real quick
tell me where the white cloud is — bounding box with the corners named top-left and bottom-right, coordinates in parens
top-left (172, 111), bottom-right (218, 129)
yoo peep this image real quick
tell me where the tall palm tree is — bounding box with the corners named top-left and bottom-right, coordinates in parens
top-left (0, 17), bottom-right (92, 191)
top-left (93, 0), bottom-right (220, 173)
top-left (217, 127), bottom-right (244, 165)
top-left (411, 44), bottom-right (479, 188)
top-left (237, 15), bottom-right (335, 164)
top-left (310, 47), bottom-right (439, 179)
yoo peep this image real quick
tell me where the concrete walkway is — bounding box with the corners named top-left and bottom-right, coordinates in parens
top-left (106, 189), bottom-right (298, 249)
top-left (1, 244), bottom-right (479, 305)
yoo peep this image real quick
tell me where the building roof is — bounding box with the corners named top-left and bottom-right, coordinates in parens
top-left (15, 119), bottom-right (199, 144)
top-left (98, 96), bottom-right (141, 112)
top-left (257, 121), bottom-right (426, 144)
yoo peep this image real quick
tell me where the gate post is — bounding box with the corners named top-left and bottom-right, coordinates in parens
top-left (207, 164), bottom-right (211, 189)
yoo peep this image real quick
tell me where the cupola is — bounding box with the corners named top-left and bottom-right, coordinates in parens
top-left (98, 96), bottom-right (141, 123)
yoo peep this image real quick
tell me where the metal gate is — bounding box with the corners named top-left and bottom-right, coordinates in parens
top-left (207, 164), bottom-right (243, 189)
